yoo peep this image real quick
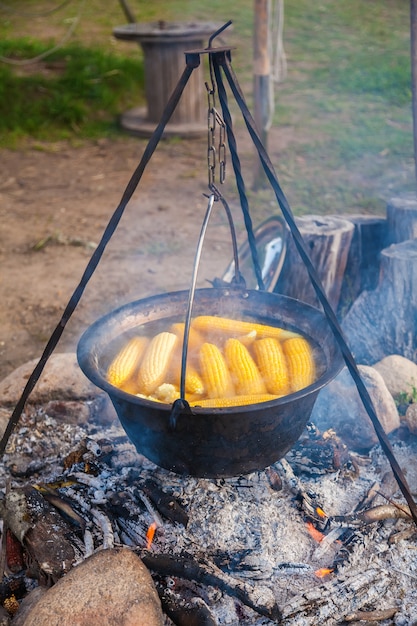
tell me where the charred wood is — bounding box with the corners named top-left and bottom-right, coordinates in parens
top-left (155, 581), bottom-right (217, 626)
top-left (334, 503), bottom-right (413, 526)
top-left (344, 607), bottom-right (398, 622)
top-left (281, 568), bottom-right (391, 622)
top-left (3, 486), bottom-right (77, 584)
top-left (141, 479), bottom-right (189, 527)
top-left (285, 424), bottom-right (351, 476)
top-left (140, 550), bottom-right (282, 622)
top-left (0, 575), bottom-right (27, 604)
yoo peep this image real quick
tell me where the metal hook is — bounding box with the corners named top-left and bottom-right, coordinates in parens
top-left (207, 20), bottom-right (232, 49)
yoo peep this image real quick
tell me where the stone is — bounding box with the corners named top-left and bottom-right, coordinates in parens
top-left (372, 355), bottom-right (417, 400)
top-left (13, 587), bottom-right (48, 626)
top-left (404, 403), bottom-right (417, 435)
top-left (0, 353), bottom-right (98, 407)
top-left (43, 400), bottom-right (91, 425)
top-left (310, 365), bottom-right (400, 452)
top-left (0, 407), bottom-right (10, 439)
top-left (20, 548), bottom-right (164, 626)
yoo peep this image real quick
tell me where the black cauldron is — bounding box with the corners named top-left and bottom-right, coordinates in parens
top-left (77, 288), bottom-right (343, 478)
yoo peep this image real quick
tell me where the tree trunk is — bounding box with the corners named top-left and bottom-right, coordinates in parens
top-left (253, 0), bottom-right (271, 189)
top-left (386, 194), bottom-right (417, 243)
top-left (338, 214), bottom-right (387, 318)
top-left (342, 239), bottom-right (417, 364)
top-left (275, 215), bottom-right (354, 310)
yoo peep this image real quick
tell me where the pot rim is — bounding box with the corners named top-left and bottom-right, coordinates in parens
top-left (77, 287), bottom-right (344, 414)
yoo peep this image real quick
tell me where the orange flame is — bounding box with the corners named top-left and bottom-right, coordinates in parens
top-left (146, 522), bottom-right (158, 549)
top-left (315, 506), bottom-right (327, 519)
top-left (314, 567), bottom-right (334, 578)
top-left (306, 521), bottom-right (325, 543)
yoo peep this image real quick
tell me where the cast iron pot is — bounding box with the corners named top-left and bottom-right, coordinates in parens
top-left (77, 288), bottom-right (343, 478)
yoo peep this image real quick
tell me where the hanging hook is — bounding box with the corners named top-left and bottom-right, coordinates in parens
top-left (207, 20), bottom-right (233, 49)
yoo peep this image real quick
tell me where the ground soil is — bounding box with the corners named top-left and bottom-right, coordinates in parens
top-left (0, 129), bottom-right (289, 382)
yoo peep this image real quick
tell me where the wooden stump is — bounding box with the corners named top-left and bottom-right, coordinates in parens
top-left (342, 239), bottom-right (417, 364)
top-left (386, 194), bottom-right (417, 244)
top-left (275, 215), bottom-right (354, 310)
top-left (337, 215), bottom-right (387, 317)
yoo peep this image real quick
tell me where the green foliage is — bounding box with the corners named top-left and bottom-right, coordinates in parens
top-left (0, 39), bottom-right (143, 142)
top-left (0, 0), bottom-right (414, 216)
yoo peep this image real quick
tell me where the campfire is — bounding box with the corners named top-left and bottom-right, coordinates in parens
top-left (1, 398), bottom-right (417, 624)
top-left (1, 22), bottom-right (417, 625)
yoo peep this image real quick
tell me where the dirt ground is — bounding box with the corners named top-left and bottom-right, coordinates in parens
top-left (0, 129), bottom-right (289, 382)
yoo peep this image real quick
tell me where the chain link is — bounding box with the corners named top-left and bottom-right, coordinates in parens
top-left (206, 82), bottom-right (226, 187)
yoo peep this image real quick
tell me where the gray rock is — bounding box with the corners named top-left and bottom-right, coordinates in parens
top-left (404, 403), bottom-right (417, 434)
top-left (20, 548), bottom-right (164, 626)
top-left (0, 408), bottom-right (10, 439)
top-left (13, 587), bottom-right (48, 626)
top-left (0, 353), bottom-right (98, 407)
top-left (373, 355), bottom-right (417, 400)
top-left (310, 365), bottom-right (400, 452)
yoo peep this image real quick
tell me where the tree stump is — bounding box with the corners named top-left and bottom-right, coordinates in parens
top-left (337, 215), bottom-right (387, 318)
top-left (386, 194), bottom-right (417, 244)
top-left (342, 239), bottom-right (417, 364)
top-left (275, 215), bottom-right (354, 310)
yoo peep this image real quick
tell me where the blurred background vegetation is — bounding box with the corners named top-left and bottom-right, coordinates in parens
top-left (0, 0), bottom-right (413, 214)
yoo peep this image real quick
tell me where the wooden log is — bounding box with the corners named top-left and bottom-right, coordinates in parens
top-left (275, 215), bottom-right (354, 310)
top-left (337, 215), bottom-right (387, 318)
top-left (386, 194), bottom-right (417, 243)
top-left (342, 239), bottom-right (417, 364)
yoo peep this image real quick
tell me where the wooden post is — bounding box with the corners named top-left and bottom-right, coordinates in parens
top-left (253, 0), bottom-right (272, 189)
top-left (411, 0), bottom-right (417, 190)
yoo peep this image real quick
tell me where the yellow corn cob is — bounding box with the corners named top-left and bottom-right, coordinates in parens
top-left (192, 315), bottom-right (300, 341)
top-left (169, 322), bottom-right (204, 352)
top-left (168, 358), bottom-right (205, 395)
top-left (282, 336), bottom-right (316, 392)
top-left (137, 331), bottom-right (178, 395)
top-left (253, 337), bottom-right (290, 395)
top-left (224, 338), bottom-right (267, 396)
top-left (199, 342), bottom-right (235, 399)
top-left (191, 394), bottom-right (279, 408)
top-left (107, 336), bottom-right (149, 389)
top-left (151, 383), bottom-right (180, 404)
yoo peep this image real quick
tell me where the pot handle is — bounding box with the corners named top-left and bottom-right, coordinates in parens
top-left (168, 190), bottom-right (246, 430)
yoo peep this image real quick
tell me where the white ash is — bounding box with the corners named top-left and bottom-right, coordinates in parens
top-left (1, 407), bottom-right (417, 625)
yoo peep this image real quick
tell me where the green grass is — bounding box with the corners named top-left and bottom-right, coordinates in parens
top-left (0, 0), bottom-right (414, 215)
top-left (0, 39), bottom-right (144, 143)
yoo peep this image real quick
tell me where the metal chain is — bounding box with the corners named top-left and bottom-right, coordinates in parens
top-left (206, 74), bottom-right (226, 187)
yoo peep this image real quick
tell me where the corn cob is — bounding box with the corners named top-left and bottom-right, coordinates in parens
top-left (191, 393), bottom-right (279, 408)
top-left (137, 331), bottom-right (178, 395)
top-left (168, 358), bottom-right (205, 395)
top-left (192, 315), bottom-right (300, 341)
top-left (199, 342), bottom-right (235, 399)
top-left (253, 337), bottom-right (290, 395)
top-left (224, 338), bottom-right (267, 395)
top-left (151, 383), bottom-right (180, 404)
top-left (107, 336), bottom-right (149, 389)
top-left (282, 336), bottom-right (316, 392)
top-left (169, 322), bottom-right (204, 352)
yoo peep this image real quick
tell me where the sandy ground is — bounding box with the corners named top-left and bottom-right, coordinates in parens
top-left (0, 129), bottom-right (282, 381)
